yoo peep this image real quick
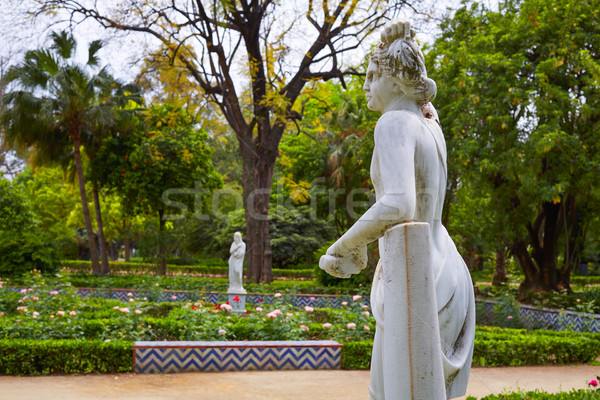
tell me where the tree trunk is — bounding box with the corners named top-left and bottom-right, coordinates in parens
top-left (243, 158), bottom-right (275, 284)
top-left (559, 196), bottom-right (579, 292)
top-left (239, 124), bottom-right (278, 284)
top-left (92, 186), bottom-right (110, 275)
top-left (73, 136), bottom-right (100, 274)
top-left (124, 236), bottom-right (131, 262)
top-left (156, 211), bottom-right (167, 276)
top-left (513, 237), bottom-right (540, 293)
top-left (538, 202), bottom-right (560, 290)
top-left (492, 247), bottom-right (508, 286)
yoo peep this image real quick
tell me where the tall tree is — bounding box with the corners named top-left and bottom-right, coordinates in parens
top-left (33, 0), bottom-right (418, 282)
top-left (93, 104), bottom-right (222, 274)
top-left (0, 31), bottom-right (141, 274)
top-left (428, 0), bottom-right (600, 292)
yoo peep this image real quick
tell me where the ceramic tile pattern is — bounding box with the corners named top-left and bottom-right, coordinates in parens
top-left (133, 341), bottom-right (342, 373)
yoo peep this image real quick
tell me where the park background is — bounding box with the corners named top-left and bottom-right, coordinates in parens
top-left (0, 1), bottom-right (599, 398)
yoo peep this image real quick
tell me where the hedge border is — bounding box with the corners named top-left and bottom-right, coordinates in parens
top-left (61, 260), bottom-right (315, 279)
top-left (2, 326), bottom-right (599, 375)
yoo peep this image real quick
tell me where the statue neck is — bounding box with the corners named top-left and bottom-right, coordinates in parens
top-left (383, 96), bottom-right (421, 115)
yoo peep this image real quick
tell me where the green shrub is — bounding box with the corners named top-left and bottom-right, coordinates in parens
top-left (61, 260), bottom-right (315, 279)
top-left (466, 390), bottom-right (600, 400)
top-left (341, 341), bottom-right (372, 370)
top-left (0, 339), bottom-right (132, 375)
top-left (339, 327), bottom-right (600, 370)
top-left (0, 231), bottom-right (59, 277)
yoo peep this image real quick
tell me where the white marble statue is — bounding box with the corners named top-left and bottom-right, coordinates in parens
top-left (319, 20), bottom-right (475, 400)
top-left (228, 232), bottom-right (246, 293)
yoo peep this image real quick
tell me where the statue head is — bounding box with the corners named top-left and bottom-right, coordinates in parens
top-left (233, 232), bottom-right (242, 243)
top-left (365, 20), bottom-right (436, 109)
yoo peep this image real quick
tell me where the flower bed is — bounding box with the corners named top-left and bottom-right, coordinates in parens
top-left (2, 271), bottom-right (600, 375)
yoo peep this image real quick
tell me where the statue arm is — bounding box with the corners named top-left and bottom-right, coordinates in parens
top-left (320, 114), bottom-right (417, 278)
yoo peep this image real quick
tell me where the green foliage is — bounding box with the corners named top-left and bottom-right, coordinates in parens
top-left (0, 231), bottom-right (59, 277)
top-left (61, 259), bottom-right (316, 279)
top-left (340, 340), bottom-right (373, 370)
top-left (269, 204), bottom-right (337, 267)
top-left (428, 0), bottom-right (600, 290)
top-left (467, 390), bottom-right (600, 400)
top-left (187, 203), bottom-right (337, 268)
top-left (0, 177), bottom-right (59, 276)
top-left (474, 326), bottom-right (600, 366)
top-left (0, 339), bottom-right (132, 375)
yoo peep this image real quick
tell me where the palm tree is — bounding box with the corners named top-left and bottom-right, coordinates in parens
top-left (1, 31), bottom-right (141, 274)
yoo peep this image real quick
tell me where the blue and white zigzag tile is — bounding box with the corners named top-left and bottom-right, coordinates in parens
top-left (134, 341), bottom-right (342, 373)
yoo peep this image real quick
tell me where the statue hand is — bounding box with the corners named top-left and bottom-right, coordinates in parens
top-left (319, 242), bottom-right (367, 279)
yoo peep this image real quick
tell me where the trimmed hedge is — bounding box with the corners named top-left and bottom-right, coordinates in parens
top-left (0, 339), bottom-right (132, 375)
top-left (467, 390), bottom-right (600, 400)
top-left (2, 325), bottom-right (600, 375)
top-left (339, 327), bottom-right (600, 370)
top-left (61, 260), bottom-right (315, 279)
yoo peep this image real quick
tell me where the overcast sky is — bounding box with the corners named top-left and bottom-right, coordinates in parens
top-left (0, 0), bottom-right (502, 82)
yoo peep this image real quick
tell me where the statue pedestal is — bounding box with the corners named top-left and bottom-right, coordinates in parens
top-left (381, 222), bottom-right (446, 399)
top-left (227, 289), bottom-right (247, 314)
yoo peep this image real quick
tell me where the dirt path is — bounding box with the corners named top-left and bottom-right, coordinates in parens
top-left (0, 364), bottom-right (597, 400)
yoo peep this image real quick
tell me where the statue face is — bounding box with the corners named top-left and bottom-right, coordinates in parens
top-left (363, 60), bottom-right (398, 113)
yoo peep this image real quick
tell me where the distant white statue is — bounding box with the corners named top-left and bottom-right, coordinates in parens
top-left (319, 20), bottom-right (475, 399)
top-left (228, 232), bottom-right (246, 293)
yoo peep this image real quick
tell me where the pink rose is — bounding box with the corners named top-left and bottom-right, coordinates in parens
top-left (127, 292), bottom-right (133, 297)
top-left (32, 312), bottom-right (39, 318)
top-left (57, 311), bottom-right (65, 316)
top-left (589, 379), bottom-right (599, 387)
top-left (341, 301), bottom-right (348, 306)
top-left (120, 308), bottom-right (130, 313)
top-left (362, 305), bottom-right (369, 309)
top-left (135, 309), bottom-right (142, 315)
top-left (507, 316), bottom-right (513, 319)
top-left (305, 306), bottom-right (314, 312)
top-left (69, 311), bottom-right (76, 316)
top-left (299, 325), bottom-right (309, 331)
top-left (309, 297), bottom-right (315, 301)
top-left (218, 329), bottom-right (226, 335)
top-left (113, 306), bottom-right (120, 310)
top-left (220, 303), bottom-right (232, 311)
top-left (255, 307), bottom-right (263, 312)
top-left (352, 295), bottom-right (362, 301)
top-left (50, 291), bottom-right (59, 296)
top-left (274, 293), bottom-right (282, 298)
top-left (322, 323), bottom-right (332, 328)
top-left (171, 295), bottom-right (177, 300)
top-left (287, 312), bottom-right (294, 317)
top-left (347, 323), bottom-right (356, 329)
top-left (20, 289), bottom-right (27, 294)
top-left (363, 325), bottom-right (370, 331)
top-left (364, 311), bottom-right (370, 317)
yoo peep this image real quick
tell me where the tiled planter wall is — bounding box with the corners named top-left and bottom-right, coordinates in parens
top-left (133, 340), bottom-right (342, 373)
